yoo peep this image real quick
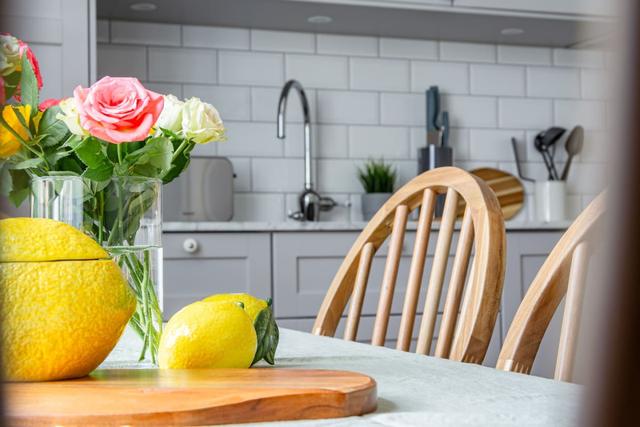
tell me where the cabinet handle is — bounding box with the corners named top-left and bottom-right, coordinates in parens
top-left (183, 238), bottom-right (199, 254)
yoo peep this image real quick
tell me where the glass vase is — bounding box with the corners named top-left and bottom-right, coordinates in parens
top-left (30, 175), bottom-right (164, 364)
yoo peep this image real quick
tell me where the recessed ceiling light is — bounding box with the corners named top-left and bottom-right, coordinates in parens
top-left (307, 15), bottom-right (333, 24)
top-left (130, 2), bottom-right (157, 12)
top-left (501, 28), bottom-right (525, 36)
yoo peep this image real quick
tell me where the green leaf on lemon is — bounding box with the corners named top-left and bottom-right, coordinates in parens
top-left (251, 299), bottom-right (279, 366)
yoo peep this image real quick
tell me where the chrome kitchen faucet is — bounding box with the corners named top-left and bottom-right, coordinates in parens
top-left (277, 79), bottom-right (344, 221)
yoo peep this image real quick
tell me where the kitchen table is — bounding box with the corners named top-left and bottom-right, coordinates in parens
top-left (104, 328), bottom-right (583, 426)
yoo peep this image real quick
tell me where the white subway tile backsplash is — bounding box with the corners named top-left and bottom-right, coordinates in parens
top-left (440, 42), bottom-right (496, 63)
top-left (219, 51), bottom-right (283, 86)
top-left (148, 47), bottom-right (216, 83)
top-left (111, 21), bottom-right (180, 46)
top-left (233, 193), bottom-right (284, 221)
top-left (526, 67), bottom-right (580, 99)
top-left (380, 93), bottom-right (423, 126)
top-left (252, 87), bottom-right (317, 123)
top-left (411, 61), bottom-right (469, 94)
top-left (97, 44), bottom-right (146, 80)
top-left (144, 82), bottom-right (182, 98)
top-left (184, 85), bottom-right (251, 121)
top-left (553, 49), bottom-right (604, 69)
top-left (317, 159), bottom-right (362, 193)
top-left (316, 125), bottom-right (349, 158)
top-left (498, 98), bottom-right (553, 129)
top-left (97, 19), bottom-right (109, 43)
top-left (183, 25), bottom-right (250, 50)
top-left (581, 69), bottom-right (607, 100)
top-left (470, 64), bottom-right (525, 96)
top-left (316, 91), bottom-right (379, 125)
top-left (350, 58), bottom-right (409, 91)
top-left (441, 96), bottom-right (497, 128)
top-left (286, 54), bottom-right (348, 89)
top-left (98, 19), bottom-right (607, 222)
top-left (251, 30), bottom-right (315, 53)
top-left (380, 38), bottom-right (438, 60)
top-left (349, 126), bottom-right (410, 159)
top-left (469, 129), bottom-right (525, 161)
top-left (554, 100), bottom-right (605, 130)
top-left (497, 45), bottom-right (552, 65)
top-left (218, 122), bottom-right (284, 157)
top-left (317, 34), bottom-right (378, 57)
top-left (252, 158), bottom-right (304, 192)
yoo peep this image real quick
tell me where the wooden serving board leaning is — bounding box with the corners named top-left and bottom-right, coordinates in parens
top-left (6, 368), bottom-right (377, 426)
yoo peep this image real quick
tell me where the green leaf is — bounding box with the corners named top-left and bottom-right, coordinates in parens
top-left (3, 71), bottom-right (20, 99)
top-left (73, 137), bottom-right (113, 182)
top-left (19, 54), bottom-right (38, 110)
top-left (0, 161), bottom-right (12, 197)
top-left (123, 137), bottom-right (173, 177)
top-left (59, 156), bottom-right (85, 175)
top-left (251, 301), bottom-right (279, 366)
top-left (38, 106), bottom-right (70, 147)
top-left (12, 157), bottom-right (44, 170)
top-left (8, 169), bottom-right (30, 207)
top-left (162, 140), bottom-right (194, 184)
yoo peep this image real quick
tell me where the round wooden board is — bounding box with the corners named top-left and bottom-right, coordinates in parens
top-left (470, 168), bottom-right (525, 220)
top-left (6, 368), bottom-right (377, 426)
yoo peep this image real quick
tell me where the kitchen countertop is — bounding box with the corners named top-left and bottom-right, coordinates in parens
top-left (104, 328), bottom-right (582, 426)
top-left (163, 220), bottom-right (572, 232)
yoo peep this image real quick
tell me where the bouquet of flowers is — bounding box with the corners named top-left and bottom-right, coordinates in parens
top-left (0, 33), bottom-right (226, 363)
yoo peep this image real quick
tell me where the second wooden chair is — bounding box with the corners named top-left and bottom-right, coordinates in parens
top-left (313, 167), bottom-right (506, 363)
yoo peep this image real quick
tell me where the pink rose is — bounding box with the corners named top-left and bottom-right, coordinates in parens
top-left (74, 76), bottom-right (164, 144)
top-left (38, 98), bottom-right (60, 111)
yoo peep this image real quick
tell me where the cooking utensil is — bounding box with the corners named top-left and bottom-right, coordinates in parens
top-left (440, 111), bottom-right (449, 147)
top-left (6, 368), bottom-right (377, 425)
top-left (534, 134), bottom-right (556, 180)
top-left (511, 137), bottom-right (534, 182)
top-left (468, 168), bottom-right (525, 220)
top-left (535, 127), bottom-right (566, 180)
top-left (560, 125), bottom-right (584, 180)
top-left (426, 86), bottom-right (441, 145)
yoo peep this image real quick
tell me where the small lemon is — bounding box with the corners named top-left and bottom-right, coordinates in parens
top-left (158, 301), bottom-right (257, 369)
top-left (202, 293), bottom-right (267, 321)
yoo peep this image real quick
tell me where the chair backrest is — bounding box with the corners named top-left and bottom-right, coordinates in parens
top-left (497, 193), bottom-right (605, 381)
top-left (313, 167), bottom-right (506, 363)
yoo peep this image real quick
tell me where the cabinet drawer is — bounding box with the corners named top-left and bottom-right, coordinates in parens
top-left (163, 233), bottom-right (271, 318)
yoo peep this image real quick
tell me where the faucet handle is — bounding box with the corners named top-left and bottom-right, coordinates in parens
top-left (288, 210), bottom-right (305, 221)
top-left (319, 197), bottom-right (351, 211)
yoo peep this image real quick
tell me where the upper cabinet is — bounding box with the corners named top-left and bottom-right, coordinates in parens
top-left (453, 0), bottom-right (614, 17)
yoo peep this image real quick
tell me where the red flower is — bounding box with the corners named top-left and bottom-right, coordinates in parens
top-left (18, 40), bottom-right (43, 90)
top-left (38, 98), bottom-right (60, 111)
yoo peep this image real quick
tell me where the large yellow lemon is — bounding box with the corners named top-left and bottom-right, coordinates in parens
top-left (0, 218), bottom-right (136, 381)
top-left (202, 293), bottom-right (268, 322)
top-left (158, 301), bottom-right (257, 369)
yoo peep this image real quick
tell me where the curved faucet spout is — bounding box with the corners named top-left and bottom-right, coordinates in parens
top-left (277, 79), bottom-right (313, 191)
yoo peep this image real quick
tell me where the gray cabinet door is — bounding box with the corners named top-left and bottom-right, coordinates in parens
top-left (163, 233), bottom-right (271, 319)
top-left (272, 230), bottom-right (502, 365)
top-left (502, 231), bottom-right (564, 378)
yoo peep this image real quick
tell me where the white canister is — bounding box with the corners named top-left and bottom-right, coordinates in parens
top-left (535, 181), bottom-right (567, 222)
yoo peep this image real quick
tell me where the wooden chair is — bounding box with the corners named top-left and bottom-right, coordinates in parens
top-left (313, 167), bottom-right (506, 363)
top-left (497, 193), bottom-right (605, 382)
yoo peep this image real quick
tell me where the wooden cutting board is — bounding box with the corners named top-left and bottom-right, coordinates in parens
top-left (470, 168), bottom-right (525, 220)
top-left (6, 368), bottom-right (377, 426)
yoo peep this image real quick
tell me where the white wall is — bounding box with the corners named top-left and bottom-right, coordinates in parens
top-left (95, 20), bottom-right (608, 223)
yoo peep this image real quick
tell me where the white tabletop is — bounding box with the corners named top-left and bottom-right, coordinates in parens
top-left (104, 328), bottom-right (582, 426)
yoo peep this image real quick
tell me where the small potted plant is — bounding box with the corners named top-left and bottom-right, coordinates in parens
top-left (358, 159), bottom-right (397, 220)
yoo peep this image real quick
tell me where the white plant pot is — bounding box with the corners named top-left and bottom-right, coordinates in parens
top-left (361, 193), bottom-right (391, 220)
top-left (535, 181), bottom-right (566, 222)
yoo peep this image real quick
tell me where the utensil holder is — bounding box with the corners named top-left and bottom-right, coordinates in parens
top-left (535, 181), bottom-right (566, 222)
top-left (418, 145), bottom-right (453, 216)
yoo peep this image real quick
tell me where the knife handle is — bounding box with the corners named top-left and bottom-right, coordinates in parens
top-left (426, 87), bottom-right (439, 132)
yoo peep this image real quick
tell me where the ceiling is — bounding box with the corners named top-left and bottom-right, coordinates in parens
top-left (97, 0), bottom-right (611, 48)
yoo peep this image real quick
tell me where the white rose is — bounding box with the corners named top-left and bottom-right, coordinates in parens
top-left (181, 97), bottom-right (225, 144)
top-left (57, 97), bottom-right (88, 136)
top-left (154, 94), bottom-right (184, 134)
top-left (0, 34), bottom-right (21, 76)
